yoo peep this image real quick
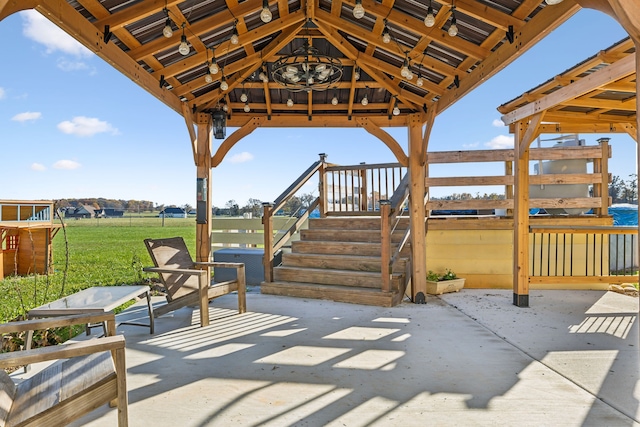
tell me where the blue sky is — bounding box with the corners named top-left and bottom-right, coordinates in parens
top-left (0, 8), bottom-right (634, 208)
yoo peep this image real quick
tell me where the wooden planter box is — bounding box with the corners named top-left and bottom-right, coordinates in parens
top-left (425, 278), bottom-right (466, 295)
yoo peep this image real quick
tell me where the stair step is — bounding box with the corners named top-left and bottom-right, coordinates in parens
top-left (291, 240), bottom-right (410, 257)
top-left (274, 266), bottom-right (403, 288)
top-left (308, 217), bottom-right (410, 230)
top-left (300, 229), bottom-right (407, 243)
top-left (260, 281), bottom-right (404, 307)
top-left (282, 253), bottom-right (407, 273)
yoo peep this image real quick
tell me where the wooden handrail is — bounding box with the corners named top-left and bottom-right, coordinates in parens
top-left (272, 160), bottom-right (323, 214)
top-left (380, 173), bottom-right (411, 294)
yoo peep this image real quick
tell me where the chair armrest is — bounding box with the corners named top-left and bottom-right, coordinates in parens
top-left (194, 262), bottom-right (244, 269)
top-left (0, 313), bottom-right (116, 335)
top-left (0, 335), bottom-right (125, 369)
top-left (143, 266), bottom-right (206, 275)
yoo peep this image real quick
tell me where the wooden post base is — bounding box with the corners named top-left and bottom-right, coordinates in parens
top-left (513, 293), bottom-right (529, 307)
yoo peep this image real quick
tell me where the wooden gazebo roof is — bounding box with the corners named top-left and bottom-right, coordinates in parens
top-left (498, 37), bottom-right (637, 138)
top-left (5, 0), bottom-right (581, 130)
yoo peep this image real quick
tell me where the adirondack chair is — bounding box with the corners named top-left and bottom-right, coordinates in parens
top-left (143, 237), bottom-right (246, 327)
top-left (0, 312), bottom-right (127, 427)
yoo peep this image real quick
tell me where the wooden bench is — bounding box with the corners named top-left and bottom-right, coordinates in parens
top-left (0, 313), bottom-right (127, 427)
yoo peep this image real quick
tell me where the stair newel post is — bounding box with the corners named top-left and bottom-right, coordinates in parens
top-left (359, 162), bottom-right (368, 211)
top-left (380, 200), bottom-right (392, 293)
top-left (318, 153), bottom-right (328, 218)
top-left (262, 202), bottom-right (275, 283)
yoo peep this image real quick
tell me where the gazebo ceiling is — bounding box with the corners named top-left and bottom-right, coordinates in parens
top-left (12, 0), bottom-right (582, 127)
top-left (498, 37), bottom-right (637, 137)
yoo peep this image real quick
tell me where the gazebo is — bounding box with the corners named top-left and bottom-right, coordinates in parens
top-left (1, 0), bottom-right (637, 307)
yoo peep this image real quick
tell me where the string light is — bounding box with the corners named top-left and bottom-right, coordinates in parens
top-left (230, 23), bottom-right (239, 45)
top-left (392, 99), bottom-right (400, 116)
top-left (205, 68), bottom-right (213, 83)
top-left (361, 93), bottom-right (368, 106)
top-left (448, 5), bottom-right (458, 37)
top-left (287, 97), bottom-right (294, 107)
top-left (353, 0), bottom-right (365, 19)
top-left (382, 24), bottom-right (391, 44)
top-left (243, 101), bottom-right (251, 112)
top-left (178, 24), bottom-right (189, 55)
top-left (331, 90), bottom-right (339, 105)
top-left (162, 9), bottom-right (173, 38)
top-left (260, 0), bottom-right (273, 23)
top-left (220, 74), bottom-right (228, 91)
top-left (424, 0), bottom-right (435, 27)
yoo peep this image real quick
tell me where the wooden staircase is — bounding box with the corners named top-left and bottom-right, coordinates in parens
top-left (261, 216), bottom-right (411, 307)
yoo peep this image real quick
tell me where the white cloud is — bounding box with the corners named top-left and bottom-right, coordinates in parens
top-left (492, 119), bottom-right (505, 127)
top-left (57, 116), bottom-right (118, 137)
top-left (21, 10), bottom-right (92, 57)
top-left (56, 58), bottom-right (89, 72)
top-left (31, 163), bottom-right (46, 171)
top-left (12, 112), bottom-right (42, 122)
top-left (229, 152), bottom-right (254, 164)
top-left (484, 135), bottom-right (514, 149)
top-left (53, 160), bottom-right (81, 170)
top-left (0, 87), bottom-right (5, 99)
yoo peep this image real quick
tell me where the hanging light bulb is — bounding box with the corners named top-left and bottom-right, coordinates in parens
top-left (178, 30), bottom-right (190, 56)
top-left (545, 0), bottom-right (564, 4)
top-left (222, 103), bottom-right (229, 112)
top-left (240, 92), bottom-right (248, 103)
top-left (400, 58), bottom-right (410, 78)
top-left (331, 93), bottom-right (339, 105)
top-left (259, 68), bottom-right (268, 82)
top-left (361, 93), bottom-right (368, 106)
top-left (220, 75), bottom-right (228, 91)
top-left (354, 67), bottom-right (360, 81)
top-left (353, 0), bottom-right (365, 19)
top-left (382, 26), bottom-right (391, 44)
top-left (448, 10), bottom-right (458, 37)
top-left (209, 59), bottom-right (219, 75)
top-left (392, 99), bottom-right (400, 116)
top-left (243, 102), bottom-right (251, 112)
top-left (424, 1), bottom-right (436, 27)
top-left (260, 0), bottom-right (273, 23)
top-left (163, 18), bottom-right (173, 38)
top-left (230, 25), bottom-right (239, 45)
top-left (205, 68), bottom-right (213, 83)
top-left (416, 76), bottom-right (424, 87)
top-left (287, 97), bottom-right (294, 107)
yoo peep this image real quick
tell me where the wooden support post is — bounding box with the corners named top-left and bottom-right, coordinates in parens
top-left (360, 162), bottom-right (368, 211)
top-left (513, 120), bottom-right (530, 307)
top-left (318, 153), bottom-right (328, 218)
top-left (262, 203), bottom-right (274, 282)
top-left (195, 114), bottom-right (213, 264)
top-left (408, 115), bottom-right (427, 302)
top-left (594, 138), bottom-right (611, 217)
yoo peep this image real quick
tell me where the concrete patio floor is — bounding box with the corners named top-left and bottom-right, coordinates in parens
top-left (69, 288), bottom-right (638, 426)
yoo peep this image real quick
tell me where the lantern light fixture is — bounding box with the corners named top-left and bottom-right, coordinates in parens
top-left (212, 109), bottom-right (226, 139)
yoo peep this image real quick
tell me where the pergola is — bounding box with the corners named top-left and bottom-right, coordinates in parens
top-left (1, 0), bottom-right (638, 305)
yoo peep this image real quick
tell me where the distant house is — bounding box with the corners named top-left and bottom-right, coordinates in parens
top-left (65, 205), bottom-right (95, 219)
top-left (95, 208), bottom-right (125, 218)
top-left (159, 207), bottom-right (187, 218)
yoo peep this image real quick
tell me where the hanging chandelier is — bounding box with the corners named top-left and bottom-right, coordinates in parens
top-left (271, 39), bottom-right (343, 92)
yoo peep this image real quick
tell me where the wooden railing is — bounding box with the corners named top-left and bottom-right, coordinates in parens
top-left (426, 142), bottom-right (611, 216)
top-left (380, 173), bottom-right (411, 293)
top-left (0, 201), bottom-right (54, 223)
top-left (529, 225), bottom-right (639, 285)
top-left (322, 162), bottom-right (406, 215)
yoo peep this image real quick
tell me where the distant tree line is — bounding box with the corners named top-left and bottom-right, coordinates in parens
top-left (609, 174), bottom-right (638, 204)
top-left (55, 198), bottom-right (156, 212)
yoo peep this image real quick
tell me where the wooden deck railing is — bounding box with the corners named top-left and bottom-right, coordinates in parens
top-left (0, 201), bottom-right (54, 223)
top-left (426, 142), bottom-right (610, 215)
top-left (529, 225), bottom-right (639, 285)
top-left (380, 173), bottom-right (411, 293)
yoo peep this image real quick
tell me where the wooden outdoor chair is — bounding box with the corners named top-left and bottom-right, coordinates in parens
top-left (0, 313), bottom-right (128, 427)
top-left (143, 237), bottom-right (246, 327)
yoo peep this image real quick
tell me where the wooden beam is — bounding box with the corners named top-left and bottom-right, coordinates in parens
top-left (211, 117), bottom-right (264, 167)
top-left (225, 113), bottom-right (410, 128)
top-left (518, 112), bottom-right (544, 155)
top-left (181, 102), bottom-right (198, 166)
top-left (0, 0), bottom-right (34, 21)
top-left (421, 107), bottom-right (436, 166)
top-left (356, 118), bottom-right (409, 166)
top-left (436, 0), bottom-right (580, 115)
top-left (502, 54), bottom-right (636, 124)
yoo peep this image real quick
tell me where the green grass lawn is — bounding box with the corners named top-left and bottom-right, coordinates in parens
top-left (0, 217), bottom-right (196, 323)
